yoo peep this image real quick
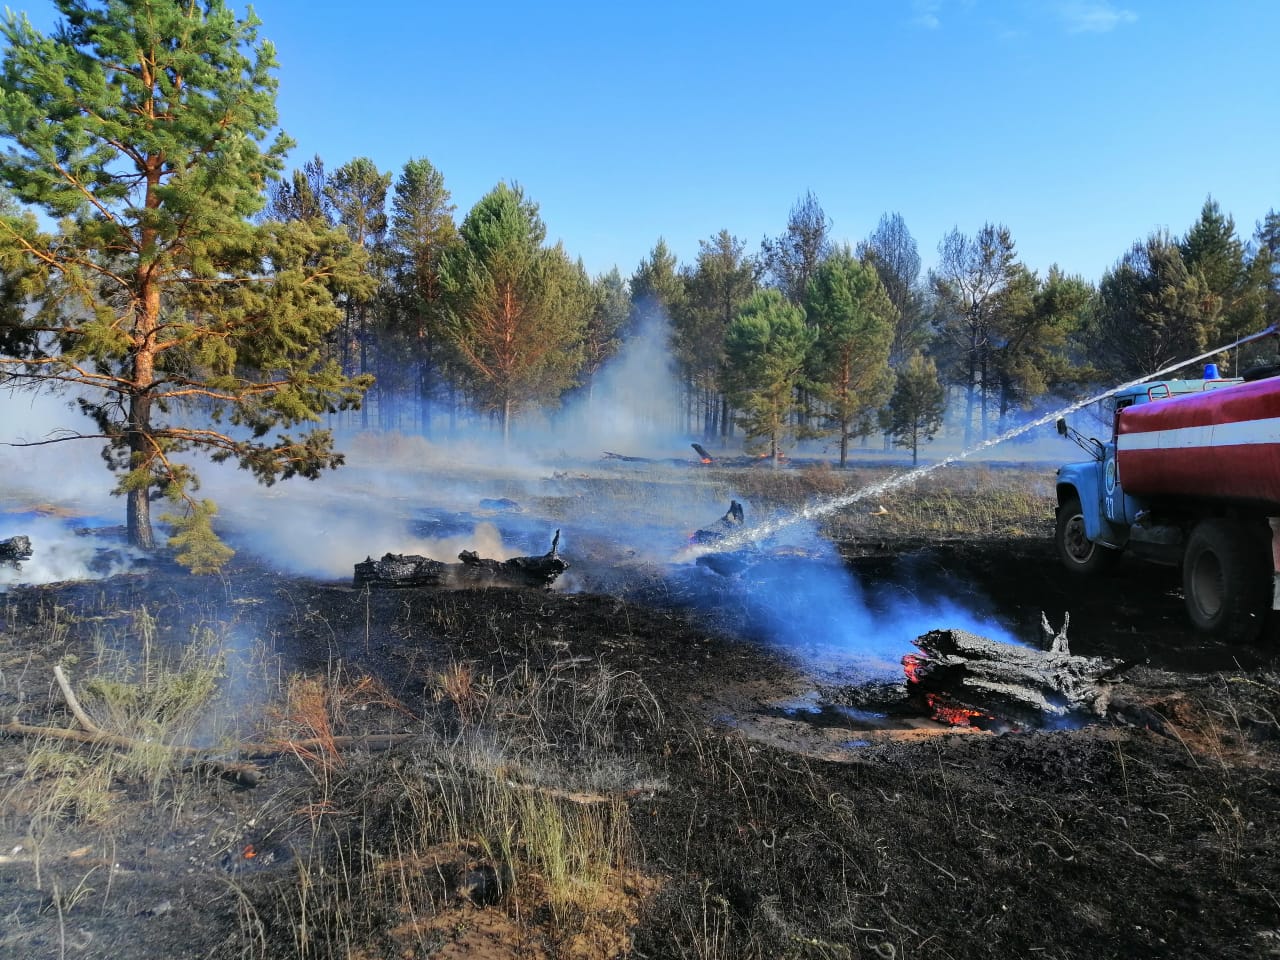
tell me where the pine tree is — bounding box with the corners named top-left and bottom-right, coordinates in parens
top-left (326, 157), bottom-right (391, 428)
top-left (1255, 210), bottom-right (1280, 335)
top-left (930, 224), bottom-right (1021, 444)
top-left (582, 267), bottom-right (629, 387)
top-left (0, 0), bottom-right (371, 565)
top-left (1093, 231), bottom-right (1217, 380)
top-left (889, 352), bottom-right (945, 465)
top-left (1179, 197), bottom-right (1263, 356)
top-left (760, 191), bottom-right (832, 306)
top-left (859, 212), bottom-right (928, 366)
top-left (805, 247), bottom-right (895, 466)
top-left (440, 183), bottom-right (588, 442)
top-left (990, 266), bottom-right (1095, 424)
top-left (389, 157), bottom-right (458, 435)
top-left (678, 229), bottom-right (758, 439)
top-left (722, 290), bottom-right (814, 464)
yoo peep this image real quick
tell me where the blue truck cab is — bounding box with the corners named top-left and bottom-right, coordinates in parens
top-left (1054, 377), bottom-right (1236, 563)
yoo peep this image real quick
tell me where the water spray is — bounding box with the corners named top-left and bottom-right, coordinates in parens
top-left (684, 324), bottom-right (1278, 559)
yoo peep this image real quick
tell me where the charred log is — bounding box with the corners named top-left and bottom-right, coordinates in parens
top-left (354, 553), bottom-right (448, 588)
top-left (906, 616), bottom-right (1130, 729)
top-left (692, 500), bottom-right (744, 545)
top-left (603, 451), bottom-right (653, 463)
top-left (355, 531), bottom-right (567, 590)
top-left (0, 535), bottom-right (32, 568)
top-left (691, 443), bottom-right (714, 463)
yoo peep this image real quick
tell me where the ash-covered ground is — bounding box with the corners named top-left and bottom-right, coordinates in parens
top-left (1, 458), bottom-right (1278, 960)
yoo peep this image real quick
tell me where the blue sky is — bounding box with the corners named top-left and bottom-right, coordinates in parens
top-left (14, 0), bottom-right (1280, 284)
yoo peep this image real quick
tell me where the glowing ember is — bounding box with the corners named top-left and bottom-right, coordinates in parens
top-left (243, 844), bottom-right (257, 860)
top-left (925, 694), bottom-right (987, 727)
top-left (902, 653), bottom-right (926, 684)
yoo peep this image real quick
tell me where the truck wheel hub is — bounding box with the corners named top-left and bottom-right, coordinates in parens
top-left (1064, 515), bottom-right (1093, 562)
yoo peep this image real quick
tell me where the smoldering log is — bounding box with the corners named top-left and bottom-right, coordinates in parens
top-left (906, 615), bottom-right (1131, 728)
top-left (0, 535), bottom-right (32, 568)
top-left (691, 500), bottom-right (744, 545)
top-left (354, 531), bottom-right (568, 590)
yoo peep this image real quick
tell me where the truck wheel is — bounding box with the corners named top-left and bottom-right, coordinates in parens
top-left (1056, 495), bottom-right (1117, 575)
top-left (1183, 519), bottom-right (1271, 641)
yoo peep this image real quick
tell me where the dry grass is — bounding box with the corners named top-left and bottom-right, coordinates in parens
top-left (235, 655), bottom-right (663, 960)
top-left (720, 462), bottom-right (1057, 541)
top-left (12, 606), bottom-right (228, 840)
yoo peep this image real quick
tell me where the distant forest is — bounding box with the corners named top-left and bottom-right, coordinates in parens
top-left (0, 0), bottom-right (1277, 565)
top-left (263, 154), bottom-right (1280, 461)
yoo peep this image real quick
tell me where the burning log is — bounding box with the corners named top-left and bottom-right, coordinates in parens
top-left (691, 442), bottom-right (714, 463)
top-left (904, 614), bottom-right (1131, 729)
top-left (0, 534), bottom-right (32, 567)
top-left (354, 531), bottom-right (568, 590)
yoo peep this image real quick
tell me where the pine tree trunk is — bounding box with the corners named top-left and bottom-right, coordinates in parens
top-left (979, 351), bottom-right (989, 441)
top-left (420, 328), bottom-right (433, 439)
top-left (126, 391), bottom-right (155, 551)
top-left (359, 303), bottom-right (370, 430)
top-left (129, 163), bottom-right (161, 551)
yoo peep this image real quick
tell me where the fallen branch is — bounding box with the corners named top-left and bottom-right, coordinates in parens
top-left (0, 721), bottom-right (418, 786)
top-left (53, 663), bottom-right (100, 733)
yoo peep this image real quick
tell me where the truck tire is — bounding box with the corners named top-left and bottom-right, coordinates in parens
top-left (1055, 495), bottom-right (1117, 575)
top-left (1182, 518), bottom-right (1271, 641)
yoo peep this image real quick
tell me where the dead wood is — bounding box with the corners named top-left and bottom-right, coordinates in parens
top-left (0, 721), bottom-right (418, 786)
top-left (356, 531), bottom-right (567, 589)
top-left (0, 534), bottom-right (31, 567)
top-left (907, 616), bottom-right (1132, 728)
top-left (691, 500), bottom-right (745, 545)
top-left (1, 665), bottom-right (420, 787)
top-left (53, 663), bottom-right (100, 733)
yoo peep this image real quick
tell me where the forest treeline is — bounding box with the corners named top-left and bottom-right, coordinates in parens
top-left (271, 153), bottom-right (1280, 463)
top-left (0, 0), bottom-right (1275, 563)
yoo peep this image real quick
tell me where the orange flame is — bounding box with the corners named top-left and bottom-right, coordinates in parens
top-left (925, 693), bottom-right (986, 727)
top-left (242, 844), bottom-right (257, 860)
top-left (902, 653), bottom-right (926, 684)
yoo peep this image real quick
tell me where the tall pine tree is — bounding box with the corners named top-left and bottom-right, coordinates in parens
top-left (0, 0), bottom-right (371, 567)
top-left (440, 183), bottom-right (588, 442)
top-left (806, 247), bottom-right (895, 466)
top-left (723, 290), bottom-right (814, 464)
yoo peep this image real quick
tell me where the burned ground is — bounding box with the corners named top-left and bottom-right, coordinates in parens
top-left (1, 474), bottom-right (1279, 959)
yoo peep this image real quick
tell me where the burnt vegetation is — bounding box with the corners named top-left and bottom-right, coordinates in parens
top-left (0, 466), bottom-right (1278, 960)
top-left (0, 4), bottom-right (1278, 960)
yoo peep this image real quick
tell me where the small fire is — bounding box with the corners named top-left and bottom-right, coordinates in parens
top-left (242, 844), bottom-right (257, 860)
top-left (699, 457), bottom-right (712, 465)
top-left (924, 693), bottom-right (986, 727)
top-left (902, 653), bottom-right (926, 684)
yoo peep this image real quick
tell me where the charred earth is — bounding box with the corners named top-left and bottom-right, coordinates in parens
top-left (0, 465), bottom-right (1278, 960)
